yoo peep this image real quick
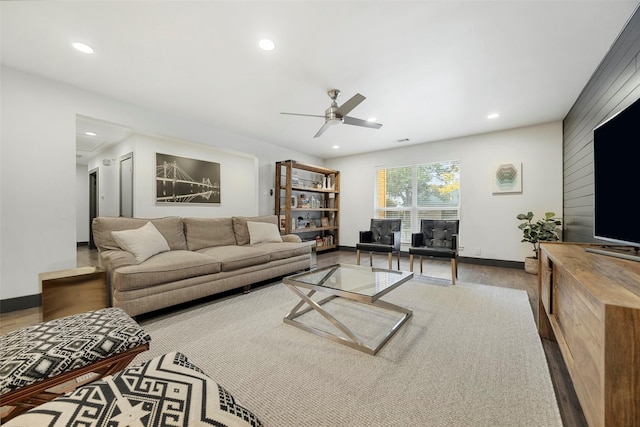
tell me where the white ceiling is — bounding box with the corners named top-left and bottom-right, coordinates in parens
top-left (2, 1), bottom-right (638, 160)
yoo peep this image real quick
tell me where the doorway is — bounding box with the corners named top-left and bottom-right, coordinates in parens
top-left (120, 153), bottom-right (133, 217)
top-left (88, 168), bottom-right (99, 249)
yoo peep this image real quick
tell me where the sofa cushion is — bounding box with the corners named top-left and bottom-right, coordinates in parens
top-left (251, 241), bottom-right (311, 261)
top-left (111, 221), bottom-right (170, 263)
top-left (4, 352), bottom-right (263, 427)
top-left (183, 217), bottom-right (237, 250)
top-left (247, 221), bottom-right (283, 244)
top-left (197, 245), bottom-right (270, 272)
top-left (92, 216), bottom-right (187, 251)
top-left (232, 215), bottom-right (278, 245)
top-left (112, 250), bottom-right (221, 291)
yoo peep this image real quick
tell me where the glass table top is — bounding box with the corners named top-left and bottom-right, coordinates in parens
top-left (284, 263), bottom-right (413, 299)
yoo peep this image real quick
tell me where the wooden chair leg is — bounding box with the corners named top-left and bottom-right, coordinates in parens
top-left (369, 252), bottom-right (373, 266)
top-left (388, 253), bottom-right (392, 270)
top-left (397, 252), bottom-right (400, 270)
top-left (420, 256), bottom-right (423, 274)
top-left (356, 249), bottom-right (361, 265)
top-left (451, 259), bottom-right (456, 285)
top-left (409, 254), bottom-right (414, 272)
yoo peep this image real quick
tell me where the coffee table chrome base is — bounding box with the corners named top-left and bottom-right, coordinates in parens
top-left (283, 284), bottom-right (413, 355)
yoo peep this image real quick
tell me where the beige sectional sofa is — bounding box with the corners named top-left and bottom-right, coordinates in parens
top-left (92, 215), bottom-right (311, 317)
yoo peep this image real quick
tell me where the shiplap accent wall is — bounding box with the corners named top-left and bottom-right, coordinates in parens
top-left (563, 7), bottom-right (640, 243)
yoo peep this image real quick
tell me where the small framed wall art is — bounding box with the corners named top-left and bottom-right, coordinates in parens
top-left (492, 162), bottom-right (522, 194)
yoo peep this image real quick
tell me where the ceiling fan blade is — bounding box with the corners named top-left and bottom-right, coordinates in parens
top-left (342, 116), bottom-right (383, 129)
top-left (281, 112), bottom-right (325, 118)
top-left (313, 122), bottom-right (333, 138)
top-left (334, 93), bottom-right (365, 117)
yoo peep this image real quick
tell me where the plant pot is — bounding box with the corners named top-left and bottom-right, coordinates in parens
top-left (524, 257), bottom-right (539, 275)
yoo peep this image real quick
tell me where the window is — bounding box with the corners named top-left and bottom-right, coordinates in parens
top-left (376, 160), bottom-right (460, 243)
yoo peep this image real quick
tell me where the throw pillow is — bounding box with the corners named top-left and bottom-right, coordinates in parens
top-left (111, 221), bottom-right (170, 263)
top-left (247, 221), bottom-right (283, 244)
top-left (232, 215), bottom-right (278, 245)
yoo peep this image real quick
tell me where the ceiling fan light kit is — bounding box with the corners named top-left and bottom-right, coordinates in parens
top-left (281, 89), bottom-right (382, 138)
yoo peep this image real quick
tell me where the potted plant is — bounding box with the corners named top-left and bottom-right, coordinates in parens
top-left (516, 211), bottom-right (562, 274)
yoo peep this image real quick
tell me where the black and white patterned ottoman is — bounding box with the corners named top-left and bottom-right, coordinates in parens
top-left (0, 308), bottom-right (151, 421)
top-left (4, 352), bottom-right (263, 427)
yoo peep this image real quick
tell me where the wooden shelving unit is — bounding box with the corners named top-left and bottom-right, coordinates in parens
top-left (275, 160), bottom-right (339, 252)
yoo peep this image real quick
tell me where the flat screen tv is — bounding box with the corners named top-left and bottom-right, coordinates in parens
top-left (591, 95), bottom-right (640, 261)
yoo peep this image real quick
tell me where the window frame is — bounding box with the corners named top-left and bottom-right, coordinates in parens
top-left (375, 160), bottom-right (460, 243)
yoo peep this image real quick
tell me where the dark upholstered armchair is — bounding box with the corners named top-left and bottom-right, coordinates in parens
top-left (356, 219), bottom-right (402, 270)
top-left (409, 219), bottom-right (459, 285)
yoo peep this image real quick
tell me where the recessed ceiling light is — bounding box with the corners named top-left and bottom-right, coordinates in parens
top-left (487, 113), bottom-right (500, 119)
top-left (72, 42), bottom-right (94, 54)
top-left (332, 145), bottom-right (340, 149)
top-left (258, 39), bottom-right (275, 51)
top-left (85, 131), bottom-right (97, 136)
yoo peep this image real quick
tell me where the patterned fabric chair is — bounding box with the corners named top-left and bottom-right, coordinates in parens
top-left (0, 308), bottom-right (150, 422)
top-left (409, 219), bottom-right (460, 285)
top-left (356, 219), bottom-right (402, 270)
top-left (3, 352), bottom-right (263, 427)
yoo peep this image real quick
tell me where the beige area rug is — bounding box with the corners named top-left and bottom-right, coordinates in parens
top-left (135, 279), bottom-right (562, 427)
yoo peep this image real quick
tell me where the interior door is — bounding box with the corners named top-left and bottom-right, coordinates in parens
top-left (120, 153), bottom-right (133, 217)
top-left (89, 168), bottom-right (98, 249)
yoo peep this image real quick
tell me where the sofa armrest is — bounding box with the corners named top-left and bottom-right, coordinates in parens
top-left (100, 250), bottom-right (138, 271)
top-left (282, 234), bottom-right (302, 243)
top-left (411, 233), bottom-right (424, 247)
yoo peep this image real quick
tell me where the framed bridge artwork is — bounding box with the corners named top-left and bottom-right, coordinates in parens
top-left (155, 153), bottom-right (221, 204)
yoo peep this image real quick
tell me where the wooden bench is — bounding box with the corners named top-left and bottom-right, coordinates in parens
top-left (0, 308), bottom-right (150, 422)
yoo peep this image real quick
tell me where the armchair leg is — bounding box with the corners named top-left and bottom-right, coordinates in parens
top-left (387, 253), bottom-right (392, 270)
top-left (356, 250), bottom-right (361, 265)
top-left (409, 254), bottom-right (414, 272)
top-left (420, 256), bottom-right (423, 274)
top-left (369, 252), bottom-right (373, 267)
top-left (451, 259), bottom-right (457, 285)
top-left (397, 252), bottom-right (400, 270)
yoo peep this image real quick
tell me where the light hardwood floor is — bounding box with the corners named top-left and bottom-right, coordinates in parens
top-left (0, 247), bottom-right (586, 426)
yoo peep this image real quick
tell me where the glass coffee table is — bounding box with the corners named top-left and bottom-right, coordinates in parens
top-left (283, 263), bottom-right (413, 355)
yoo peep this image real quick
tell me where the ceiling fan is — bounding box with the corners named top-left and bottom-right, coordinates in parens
top-left (281, 89), bottom-right (383, 138)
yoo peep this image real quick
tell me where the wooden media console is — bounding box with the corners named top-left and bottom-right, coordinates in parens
top-left (538, 243), bottom-right (640, 427)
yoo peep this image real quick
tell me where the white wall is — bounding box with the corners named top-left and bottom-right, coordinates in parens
top-left (86, 133), bottom-right (260, 219)
top-left (1, 65), bottom-right (561, 303)
top-left (325, 121), bottom-right (563, 262)
top-left (1, 66), bottom-right (321, 301)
